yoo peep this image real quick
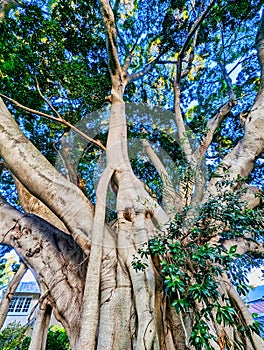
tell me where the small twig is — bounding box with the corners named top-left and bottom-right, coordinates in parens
top-left (127, 60), bottom-right (156, 82)
top-left (219, 60), bottom-right (235, 101)
top-left (159, 59), bottom-right (178, 65)
top-left (122, 29), bottom-right (144, 73)
top-left (35, 78), bottom-right (61, 119)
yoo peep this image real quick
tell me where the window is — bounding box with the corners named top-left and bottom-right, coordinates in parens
top-left (8, 296), bottom-right (32, 314)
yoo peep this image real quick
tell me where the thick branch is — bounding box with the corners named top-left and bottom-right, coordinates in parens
top-left (222, 237), bottom-right (264, 257)
top-left (0, 97), bottom-right (93, 253)
top-left (0, 198), bottom-right (85, 340)
top-left (206, 94), bottom-right (264, 196)
top-left (205, 12), bottom-right (264, 197)
top-left (99, 0), bottom-right (122, 78)
top-left (13, 177), bottom-right (68, 233)
top-left (0, 261), bottom-right (27, 329)
top-left (0, 93), bottom-right (105, 151)
top-left (173, 80), bottom-right (193, 164)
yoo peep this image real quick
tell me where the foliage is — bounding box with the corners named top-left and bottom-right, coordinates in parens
top-left (0, 0), bottom-right (263, 201)
top-left (0, 323), bottom-right (70, 350)
top-left (0, 256), bottom-right (19, 288)
top-left (0, 322), bottom-right (30, 350)
top-left (133, 177), bottom-right (263, 349)
top-left (46, 326), bottom-right (70, 350)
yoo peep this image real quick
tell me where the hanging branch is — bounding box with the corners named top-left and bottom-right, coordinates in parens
top-left (0, 93), bottom-right (106, 151)
top-left (77, 166), bottom-right (114, 349)
top-left (28, 302), bottom-right (52, 350)
top-left (0, 261), bottom-right (27, 329)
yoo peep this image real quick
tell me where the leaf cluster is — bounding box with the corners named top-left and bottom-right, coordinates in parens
top-left (0, 323), bottom-right (70, 350)
top-left (132, 177), bottom-right (263, 348)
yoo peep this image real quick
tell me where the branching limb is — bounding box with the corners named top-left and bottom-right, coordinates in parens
top-left (127, 43), bottom-right (173, 82)
top-left (35, 78), bottom-right (61, 119)
top-left (142, 138), bottom-right (183, 213)
top-left (173, 80), bottom-right (193, 164)
top-left (0, 93), bottom-right (105, 151)
top-left (0, 261), bottom-right (27, 329)
top-left (0, 97), bottom-right (96, 253)
top-left (177, 0), bottom-right (216, 81)
top-left (122, 29), bottom-right (144, 73)
top-left (194, 61), bottom-right (235, 164)
top-left (128, 1), bottom-right (214, 83)
top-left (127, 60), bottom-right (157, 82)
top-left (178, 0), bottom-right (216, 58)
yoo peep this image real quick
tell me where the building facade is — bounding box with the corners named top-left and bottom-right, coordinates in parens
top-left (1, 281), bottom-right (40, 330)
